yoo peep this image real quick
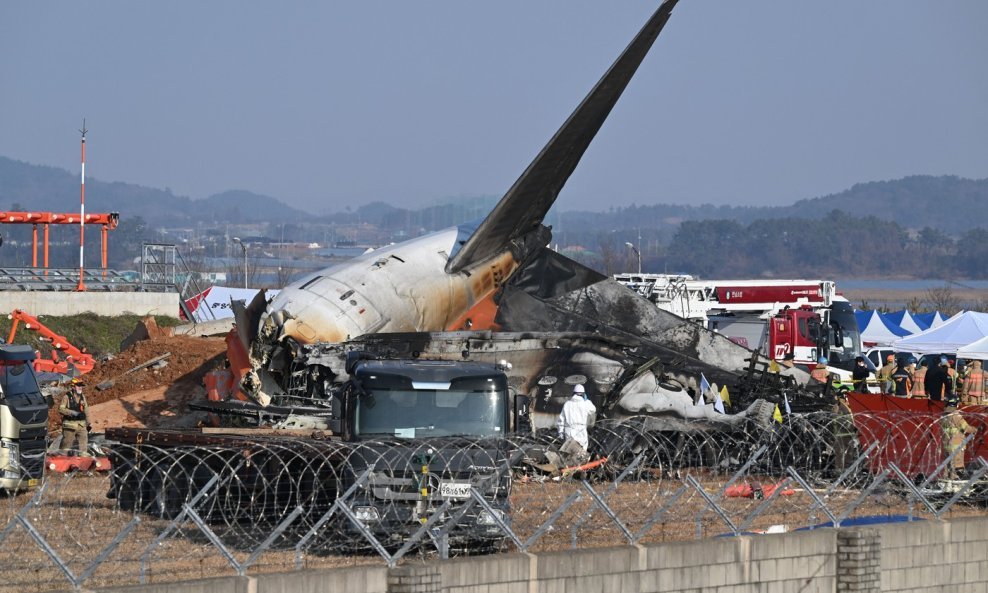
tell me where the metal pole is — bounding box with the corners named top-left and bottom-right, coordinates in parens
top-left (233, 237), bottom-right (247, 289)
top-left (624, 242), bottom-right (641, 274)
top-left (76, 120), bottom-right (87, 291)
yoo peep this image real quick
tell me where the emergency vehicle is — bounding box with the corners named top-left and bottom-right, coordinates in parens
top-left (613, 274), bottom-right (863, 372)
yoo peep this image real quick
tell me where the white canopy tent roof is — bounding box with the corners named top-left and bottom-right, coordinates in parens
top-left (913, 311), bottom-right (949, 330)
top-left (858, 310), bottom-right (911, 346)
top-left (883, 310), bottom-right (924, 335)
top-left (957, 335), bottom-right (988, 360)
top-left (892, 311), bottom-right (988, 355)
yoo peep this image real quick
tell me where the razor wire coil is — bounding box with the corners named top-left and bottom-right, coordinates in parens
top-left (2, 410), bottom-right (988, 592)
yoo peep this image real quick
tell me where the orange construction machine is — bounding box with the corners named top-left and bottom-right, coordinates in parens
top-left (6, 309), bottom-right (95, 375)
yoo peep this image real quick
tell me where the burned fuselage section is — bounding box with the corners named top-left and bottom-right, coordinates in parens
top-left (248, 329), bottom-right (827, 436)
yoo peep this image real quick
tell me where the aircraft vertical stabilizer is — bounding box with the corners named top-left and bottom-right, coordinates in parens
top-left (445, 0), bottom-right (680, 273)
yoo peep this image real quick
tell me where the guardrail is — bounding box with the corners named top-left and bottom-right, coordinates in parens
top-left (0, 268), bottom-right (144, 291)
top-left (2, 411), bottom-right (987, 592)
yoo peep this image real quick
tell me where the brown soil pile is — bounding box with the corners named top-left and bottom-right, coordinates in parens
top-left (85, 336), bottom-right (227, 405)
top-left (49, 336), bottom-right (228, 432)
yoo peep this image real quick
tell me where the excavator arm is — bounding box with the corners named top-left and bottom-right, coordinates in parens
top-left (6, 309), bottom-right (95, 375)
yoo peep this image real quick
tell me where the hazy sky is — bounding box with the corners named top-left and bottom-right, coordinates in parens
top-left (2, 1), bottom-right (986, 214)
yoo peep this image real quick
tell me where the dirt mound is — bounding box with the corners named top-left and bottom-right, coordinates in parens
top-left (50, 335), bottom-right (228, 432)
top-left (85, 335), bottom-right (227, 405)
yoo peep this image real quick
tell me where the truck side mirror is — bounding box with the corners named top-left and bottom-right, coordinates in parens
top-left (514, 394), bottom-right (531, 434)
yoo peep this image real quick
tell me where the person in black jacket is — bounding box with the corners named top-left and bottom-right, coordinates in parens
top-left (891, 360), bottom-right (912, 397)
top-left (851, 356), bottom-right (871, 392)
top-left (924, 356), bottom-right (952, 402)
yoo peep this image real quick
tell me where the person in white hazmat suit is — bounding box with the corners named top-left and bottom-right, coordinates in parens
top-left (557, 384), bottom-right (597, 464)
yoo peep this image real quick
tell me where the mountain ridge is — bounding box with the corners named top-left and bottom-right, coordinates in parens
top-left (2, 156), bottom-right (985, 234)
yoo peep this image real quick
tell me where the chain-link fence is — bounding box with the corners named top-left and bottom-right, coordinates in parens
top-left (3, 411), bottom-right (988, 592)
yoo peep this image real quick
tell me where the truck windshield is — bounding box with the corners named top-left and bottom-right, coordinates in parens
top-left (356, 386), bottom-right (507, 439)
top-left (827, 302), bottom-right (863, 369)
top-left (0, 361), bottom-right (41, 399)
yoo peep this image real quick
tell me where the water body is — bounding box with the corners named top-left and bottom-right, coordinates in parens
top-left (837, 279), bottom-right (988, 291)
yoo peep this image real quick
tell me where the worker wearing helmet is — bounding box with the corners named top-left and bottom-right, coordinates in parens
top-left (961, 360), bottom-right (984, 405)
top-left (891, 360), bottom-right (912, 397)
top-left (941, 401), bottom-right (976, 480)
top-left (556, 384), bottom-right (596, 463)
top-left (809, 357), bottom-right (830, 384)
top-left (910, 358), bottom-right (927, 398)
top-left (58, 379), bottom-right (92, 457)
top-left (878, 354), bottom-right (898, 394)
top-left (851, 356), bottom-right (870, 393)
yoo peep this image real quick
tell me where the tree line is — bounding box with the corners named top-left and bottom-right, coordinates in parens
top-left (567, 210), bottom-right (988, 280)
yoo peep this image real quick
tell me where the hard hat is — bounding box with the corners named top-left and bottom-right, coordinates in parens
top-left (70, 378), bottom-right (84, 385)
top-left (818, 357), bottom-right (828, 365)
top-left (907, 356), bottom-right (917, 364)
top-left (573, 384), bottom-right (585, 394)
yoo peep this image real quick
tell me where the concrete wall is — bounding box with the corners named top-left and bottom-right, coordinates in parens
top-left (878, 517), bottom-right (988, 592)
top-left (0, 291), bottom-right (179, 317)
top-left (72, 516), bottom-right (988, 593)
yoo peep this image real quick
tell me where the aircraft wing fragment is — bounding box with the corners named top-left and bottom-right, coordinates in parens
top-left (445, 0), bottom-right (680, 274)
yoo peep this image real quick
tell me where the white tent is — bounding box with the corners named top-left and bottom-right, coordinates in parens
top-left (882, 310), bottom-right (924, 335)
top-left (858, 310), bottom-right (911, 346)
top-left (957, 335), bottom-right (988, 360)
top-left (892, 311), bottom-right (988, 355)
top-left (914, 311), bottom-right (949, 330)
top-left (183, 286), bottom-right (280, 322)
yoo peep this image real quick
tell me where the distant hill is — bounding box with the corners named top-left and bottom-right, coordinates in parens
top-left (0, 157), bottom-right (310, 226)
top-left (2, 156), bottom-right (985, 235)
top-left (558, 175), bottom-right (988, 236)
top-left (780, 176), bottom-right (988, 235)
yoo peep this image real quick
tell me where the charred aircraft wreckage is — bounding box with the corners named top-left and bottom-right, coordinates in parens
top-left (110, 1), bottom-right (841, 546)
top-left (221, 0), bottom-right (830, 434)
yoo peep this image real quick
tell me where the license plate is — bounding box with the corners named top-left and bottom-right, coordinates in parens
top-left (439, 482), bottom-right (472, 499)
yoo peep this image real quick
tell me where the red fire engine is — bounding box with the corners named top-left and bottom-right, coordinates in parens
top-left (613, 275), bottom-right (863, 371)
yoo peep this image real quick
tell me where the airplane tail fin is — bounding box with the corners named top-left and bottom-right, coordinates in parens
top-left (446, 0), bottom-right (680, 274)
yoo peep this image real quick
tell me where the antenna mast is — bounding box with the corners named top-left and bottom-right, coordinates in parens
top-left (76, 119), bottom-right (87, 291)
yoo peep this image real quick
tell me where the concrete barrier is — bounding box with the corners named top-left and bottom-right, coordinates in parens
top-left (67, 515), bottom-right (988, 592)
top-left (0, 291), bottom-right (179, 317)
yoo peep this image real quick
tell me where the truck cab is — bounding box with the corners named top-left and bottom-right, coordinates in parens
top-left (348, 359), bottom-right (520, 440)
top-left (340, 358), bottom-right (526, 549)
top-left (0, 345), bottom-right (50, 492)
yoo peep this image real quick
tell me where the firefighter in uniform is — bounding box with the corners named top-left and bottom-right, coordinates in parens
top-left (878, 354), bottom-right (897, 394)
top-left (910, 359), bottom-right (927, 398)
top-left (940, 399), bottom-right (976, 479)
top-left (831, 393), bottom-right (857, 473)
top-left (891, 361), bottom-right (912, 397)
top-left (961, 360), bottom-right (985, 405)
top-left (58, 378), bottom-right (91, 457)
top-left (810, 357), bottom-right (830, 384)
top-left (946, 359), bottom-right (959, 395)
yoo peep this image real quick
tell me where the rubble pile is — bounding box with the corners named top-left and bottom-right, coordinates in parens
top-left (85, 336), bottom-right (226, 405)
top-left (48, 335), bottom-right (227, 432)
